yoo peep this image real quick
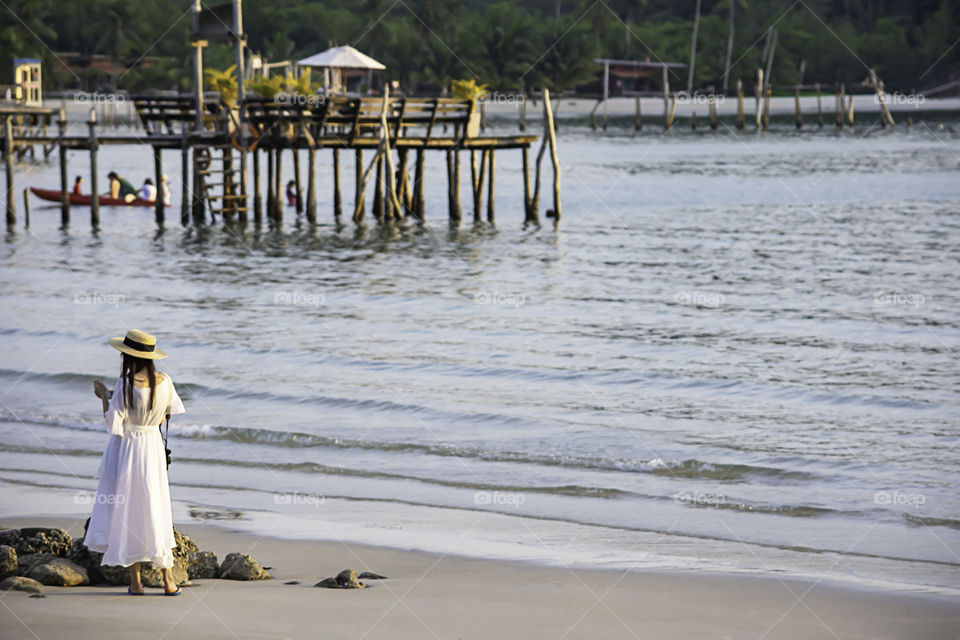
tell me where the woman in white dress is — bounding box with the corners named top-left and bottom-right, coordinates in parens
top-left (84, 329), bottom-right (186, 595)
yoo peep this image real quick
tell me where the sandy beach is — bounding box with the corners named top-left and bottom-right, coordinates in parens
top-left (1, 516), bottom-right (957, 639)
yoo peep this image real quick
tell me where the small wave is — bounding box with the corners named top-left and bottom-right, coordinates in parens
top-left (903, 514), bottom-right (960, 531)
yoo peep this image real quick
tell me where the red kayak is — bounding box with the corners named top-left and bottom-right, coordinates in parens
top-left (30, 187), bottom-right (170, 208)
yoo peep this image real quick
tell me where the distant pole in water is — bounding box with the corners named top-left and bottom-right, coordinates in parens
top-left (835, 84), bottom-right (844, 128)
top-left (306, 144), bottom-right (316, 224)
top-left (763, 86), bottom-right (771, 131)
top-left (252, 146), bottom-right (262, 225)
top-left (181, 127), bottom-right (190, 226)
top-left (88, 108), bottom-right (99, 228)
top-left (691, 110), bottom-right (697, 130)
top-left (602, 59), bottom-right (609, 131)
top-left (635, 96), bottom-right (642, 131)
top-left (486, 149), bottom-right (495, 223)
top-left (708, 86), bottom-right (718, 130)
top-left (815, 82), bottom-right (823, 127)
top-left (154, 146), bottom-right (164, 227)
top-left (662, 66), bottom-right (671, 130)
top-left (543, 88), bottom-right (561, 223)
top-left (736, 79), bottom-right (745, 130)
top-left (755, 68), bottom-right (764, 130)
top-left (333, 148), bottom-right (342, 220)
top-left (22, 187), bottom-right (29, 228)
top-left (846, 94), bottom-right (855, 127)
top-left (794, 87), bottom-right (802, 129)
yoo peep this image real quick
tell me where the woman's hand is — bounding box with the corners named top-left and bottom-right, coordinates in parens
top-left (93, 379), bottom-right (109, 400)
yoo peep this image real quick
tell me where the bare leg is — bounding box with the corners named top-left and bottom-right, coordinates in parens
top-left (128, 562), bottom-right (143, 593)
top-left (162, 567), bottom-right (178, 593)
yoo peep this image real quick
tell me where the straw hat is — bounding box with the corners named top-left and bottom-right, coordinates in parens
top-left (109, 329), bottom-right (168, 360)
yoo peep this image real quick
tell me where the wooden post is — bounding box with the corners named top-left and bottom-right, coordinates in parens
top-left (22, 187), bottom-right (29, 228)
top-left (762, 87), bottom-right (771, 131)
top-left (736, 79), bottom-right (745, 130)
top-left (471, 150), bottom-right (482, 222)
top-left (480, 99), bottom-right (486, 132)
top-left (635, 96), bottom-right (642, 131)
top-left (222, 148), bottom-right (233, 220)
top-left (870, 71), bottom-right (895, 128)
top-left (755, 69), bottom-right (764, 130)
top-left (522, 145), bottom-right (535, 224)
top-left (266, 146), bottom-right (274, 223)
top-left (543, 88), bottom-right (561, 222)
top-left (589, 100), bottom-right (600, 131)
top-left (414, 147), bottom-right (425, 220)
top-left (708, 87), bottom-right (718, 130)
top-left (306, 146), bottom-right (317, 224)
top-left (486, 149), bottom-right (495, 223)
top-left (794, 87), bottom-right (802, 129)
top-left (662, 66), bottom-right (671, 130)
top-left (154, 146), bottom-right (164, 226)
top-left (192, 148), bottom-right (205, 226)
top-left (397, 148), bottom-right (411, 216)
top-left (181, 129), bottom-right (190, 226)
top-left (57, 109), bottom-right (69, 227)
top-left (602, 59), bottom-right (609, 130)
top-left (373, 152), bottom-right (384, 221)
top-left (691, 111), bottom-right (698, 130)
top-left (354, 149), bottom-right (364, 223)
top-left (88, 109), bottom-right (99, 228)
top-left (253, 147), bottom-right (262, 225)
top-left (293, 149), bottom-right (303, 214)
top-left (846, 94), bottom-right (855, 127)
top-left (333, 149), bottom-right (342, 219)
top-left (274, 147), bottom-right (283, 225)
top-left (835, 84), bottom-right (844, 127)
top-left (446, 150), bottom-right (453, 219)
top-left (519, 96), bottom-right (527, 131)
top-left (816, 82), bottom-right (823, 127)
top-left (453, 149), bottom-right (462, 222)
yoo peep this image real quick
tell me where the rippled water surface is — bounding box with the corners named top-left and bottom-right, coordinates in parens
top-left (1, 112), bottom-right (959, 592)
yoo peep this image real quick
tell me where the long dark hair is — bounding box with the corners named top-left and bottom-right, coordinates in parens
top-left (121, 353), bottom-right (157, 410)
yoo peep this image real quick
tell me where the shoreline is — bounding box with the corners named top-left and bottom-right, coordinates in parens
top-left (2, 515), bottom-right (959, 639)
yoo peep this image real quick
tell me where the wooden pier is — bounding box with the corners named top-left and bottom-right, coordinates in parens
top-left (1, 89), bottom-right (562, 231)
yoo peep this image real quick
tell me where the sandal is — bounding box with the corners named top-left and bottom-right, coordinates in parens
top-left (164, 586), bottom-right (182, 596)
top-left (127, 586), bottom-right (144, 596)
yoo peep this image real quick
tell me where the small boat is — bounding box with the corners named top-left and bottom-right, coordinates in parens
top-left (29, 187), bottom-right (170, 208)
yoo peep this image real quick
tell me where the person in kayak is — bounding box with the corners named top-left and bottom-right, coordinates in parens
top-left (108, 171), bottom-right (139, 203)
top-left (72, 175), bottom-right (83, 196)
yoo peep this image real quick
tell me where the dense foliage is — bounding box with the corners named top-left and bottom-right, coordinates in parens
top-left (1, 0), bottom-right (957, 93)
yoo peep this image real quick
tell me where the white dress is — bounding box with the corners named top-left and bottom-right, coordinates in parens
top-left (83, 372), bottom-right (186, 568)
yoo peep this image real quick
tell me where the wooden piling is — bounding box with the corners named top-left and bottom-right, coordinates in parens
top-left (543, 88), bottom-right (561, 221)
top-left (589, 100), bottom-right (600, 131)
top-left (835, 84), bottom-right (844, 127)
top-left (397, 148), bottom-right (410, 216)
top-left (191, 148), bottom-right (205, 226)
top-left (57, 108), bottom-right (69, 226)
top-left (708, 88), bottom-right (718, 130)
top-left (88, 109), bottom-right (99, 228)
top-left (153, 146), bottom-right (164, 226)
top-left (519, 96), bottom-right (527, 132)
top-left (253, 147), bottom-right (262, 225)
top-left (452, 149), bottom-right (462, 222)
top-left (181, 130), bottom-right (190, 226)
top-left (691, 111), bottom-right (698, 130)
top-left (816, 82), bottom-right (823, 127)
top-left (266, 147), bottom-right (274, 223)
top-left (662, 66), bottom-right (671, 130)
top-left (794, 87), bottom-right (802, 129)
top-left (293, 149), bottom-right (303, 214)
top-left (486, 149), bottom-right (495, 223)
top-left (333, 149), bottom-right (342, 219)
top-left (471, 150), bottom-right (482, 222)
top-left (414, 147), bottom-right (425, 220)
top-left (354, 149), bottom-right (364, 223)
top-left (755, 69), bottom-right (764, 130)
top-left (306, 146), bottom-right (317, 224)
top-left (274, 147), bottom-right (283, 225)
top-left (635, 96), bottom-right (643, 131)
top-left (222, 148), bottom-right (234, 220)
top-left (373, 153), bottom-right (384, 221)
top-left (846, 94), bottom-right (855, 127)
top-left (22, 187), bottom-right (29, 228)
top-left (522, 145), bottom-right (535, 224)
top-left (762, 87), bottom-right (771, 131)
top-left (736, 79), bottom-right (745, 130)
